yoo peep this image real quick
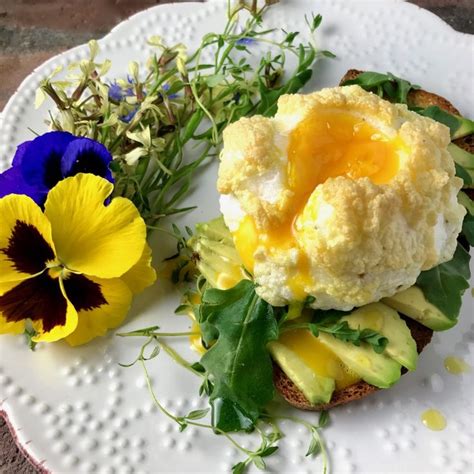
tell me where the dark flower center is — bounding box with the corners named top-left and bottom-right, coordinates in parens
top-left (66, 150), bottom-right (109, 177)
top-left (63, 273), bottom-right (107, 311)
top-left (44, 151), bottom-right (64, 189)
top-left (0, 272), bottom-right (107, 334)
top-left (1, 220), bottom-right (55, 274)
top-left (0, 273), bottom-right (67, 332)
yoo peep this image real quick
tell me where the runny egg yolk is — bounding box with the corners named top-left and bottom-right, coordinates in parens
top-left (278, 328), bottom-right (361, 390)
top-left (233, 110), bottom-right (402, 299)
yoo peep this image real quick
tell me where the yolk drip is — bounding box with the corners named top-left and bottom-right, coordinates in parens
top-left (232, 110), bottom-right (401, 299)
top-left (278, 329), bottom-right (361, 390)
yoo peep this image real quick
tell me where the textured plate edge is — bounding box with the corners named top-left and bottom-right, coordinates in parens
top-left (0, 0), bottom-right (472, 471)
top-left (0, 3), bottom-right (211, 469)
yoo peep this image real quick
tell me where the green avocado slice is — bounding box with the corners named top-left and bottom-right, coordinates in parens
top-left (342, 303), bottom-right (418, 371)
top-left (382, 286), bottom-right (457, 331)
top-left (317, 333), bottom-right (402, 389)
top-left (268, 342), bottom-right (335, 404)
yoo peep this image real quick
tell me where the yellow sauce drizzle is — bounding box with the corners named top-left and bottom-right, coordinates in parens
top-left (444, 356), bottom-right (471, 375)
top-left (421, 409), bottom-right (447, 431)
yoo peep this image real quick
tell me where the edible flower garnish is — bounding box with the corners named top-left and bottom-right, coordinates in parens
top-left (0, 173), bottom-right (155, 346)
top-left (0, 131), bottom-right (113, 206)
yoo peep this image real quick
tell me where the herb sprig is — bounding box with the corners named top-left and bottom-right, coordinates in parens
top-left (38, 0), bottom-right (328, 227)
top-left (280, 319), bottom-right (389, 354)
top-left (117, 327), bottom-right (330, 474)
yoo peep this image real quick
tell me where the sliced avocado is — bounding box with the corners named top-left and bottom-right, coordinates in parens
top-left (382, 286), bottom-right (456, 331)
top-left (188, 216), bottom-right (246, 289)
top-left (342, 303), bottom-right (418, 371)
top-left (449, 143), bottom-right (474, 170)
top-left (459, 191), bottom-right (474, 215)
top-left (268, 341), bottom-right (335, 404)
top-left (194, 217), bottom-right (235, 245)
top-left (452, 116), bottom-right (474, 140)
top-left (317, 333), bottom-right (402, 389)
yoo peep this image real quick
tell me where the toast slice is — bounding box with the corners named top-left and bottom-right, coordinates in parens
top-left (274, 317), bottom-right (433, 410)
top-left (340, 69), bottom-right (474, 154)
top-left (273, 69), bottom-right (471, 410)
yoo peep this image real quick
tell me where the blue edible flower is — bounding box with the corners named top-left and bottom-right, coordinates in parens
top-left (236, 37), bottom-right (255, 46)
top-left (0, 131), bottom-right (114, 205)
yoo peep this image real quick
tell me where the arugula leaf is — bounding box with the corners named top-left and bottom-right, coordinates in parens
top-left (416, 244), bottom-right (471, 320)
top-left (198, 280), bottom-right (278, 432)
top-left (463, 214), bottom-right (474, 246)
top-left (413, 105), bottom-right (460, 137)
top-left (455, 163), bottom-right (472, 186)
top-left (341, 71), bottom-right (419, 104)
top-left (459, 191), bottom-right (474, 246)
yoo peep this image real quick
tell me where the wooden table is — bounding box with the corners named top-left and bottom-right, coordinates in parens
top-left (0, 1), bottom-right (472, 472)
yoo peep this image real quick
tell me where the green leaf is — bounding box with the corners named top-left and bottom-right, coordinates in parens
top-left (305, 433), bottom-right (321, 457)
top-left (260, 446), bottom-right (279, 457)
top-left (462, 213), bottom-right (474, 246)
top-left (455, 163), bottom-right (472, 186)
top-left (185, 408), bottom-right (210, 420)
top-left (24, 327), bottom-right (37, 352)
top-left (198, 280), bottom-right (278, 432)
top-left (414, 105), bottom-right (460, 137)
top-left (416, 244), bottom-right (471, 319)
top-left (190, 361), bottom-right (206, 373)
top-left (308, 316), bottom-right (388, 354)
top-left (318, 410), bottom-right (330, 428)
top-left (252, 456), bottom-right (266, 470)
top-left (232, 462), bottom-right (247, 474)
top-left (342, 71), bottom-right (419, 104)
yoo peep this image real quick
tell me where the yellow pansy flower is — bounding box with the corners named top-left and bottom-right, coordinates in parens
top-left (0, 173), bottom-right (156, 346)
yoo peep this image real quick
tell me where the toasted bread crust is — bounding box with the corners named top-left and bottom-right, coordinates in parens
top-left (274, 318), bottom-right (433, 411)
top-left (339, 69), bottom-right (473, 155)
top-left (273, 68), bottom-right (469, 410)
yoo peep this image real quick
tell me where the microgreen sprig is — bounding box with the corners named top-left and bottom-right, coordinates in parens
top-left (38, 0), bottom-right (330, 228)
top-left (118, 326), bottom-right (331, 473)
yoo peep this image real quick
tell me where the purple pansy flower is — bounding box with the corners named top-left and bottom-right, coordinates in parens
top-left (0, 131), bottom-right (114, 205)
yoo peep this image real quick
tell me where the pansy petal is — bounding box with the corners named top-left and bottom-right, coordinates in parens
top-left (0, 280), bottom-right (26, 335)
top-left (0, 273), bottom-right (78, 342)
top-left (0, 194), bottom-right (56, 282)
top-left (0, 166), bottom-right (47, 203)
top-left (44, 174), bottom-right (146, 278)
top-left (20, 131), bottom-right (75, 190)
top-left (32, 281), bottom-right (78, 343)
top-left (65, 276), bottom-right (132, 346)
top-left (121, 243), bottom-right (157, 294)
top-left (12, 141), bottom-right (32, 167)
top-left (61, 138), bottom-right (114, 184)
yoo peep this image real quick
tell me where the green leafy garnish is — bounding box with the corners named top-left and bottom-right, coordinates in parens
top-left (199, 280), bottom-right (278, 432)
top-left (279, 308), bottom-right (389, 354)
top-left (416, 244), bottom-right (471, 320)
top-left (38, 2), bottom-right (330, 228)
top-left (412, 106), bottom-right (459, 137)
top-left (309, 322), bottom-right (388, 354)
top-left (462, 214), bottom-right (474, 246)
top-left (455, 163), bottom-right (472, 186)
top-left (411, 105), bottom-right (474, 140)
top-left (24, 326), bottom-right (37, 351)
top-left (341, 71), bottom-right (419, 104)
top-left (459, 191), bottom-right (474, 246)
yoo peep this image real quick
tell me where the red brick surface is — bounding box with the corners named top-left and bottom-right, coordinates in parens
top-left (0, 1), bottom-right (472, 473)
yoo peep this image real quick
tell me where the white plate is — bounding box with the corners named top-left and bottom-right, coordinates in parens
top-left (1, 1), bottom-right (473, 473)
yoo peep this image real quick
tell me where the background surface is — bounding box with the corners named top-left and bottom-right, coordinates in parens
top-left (0, 0), bottom-right (472, 472)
